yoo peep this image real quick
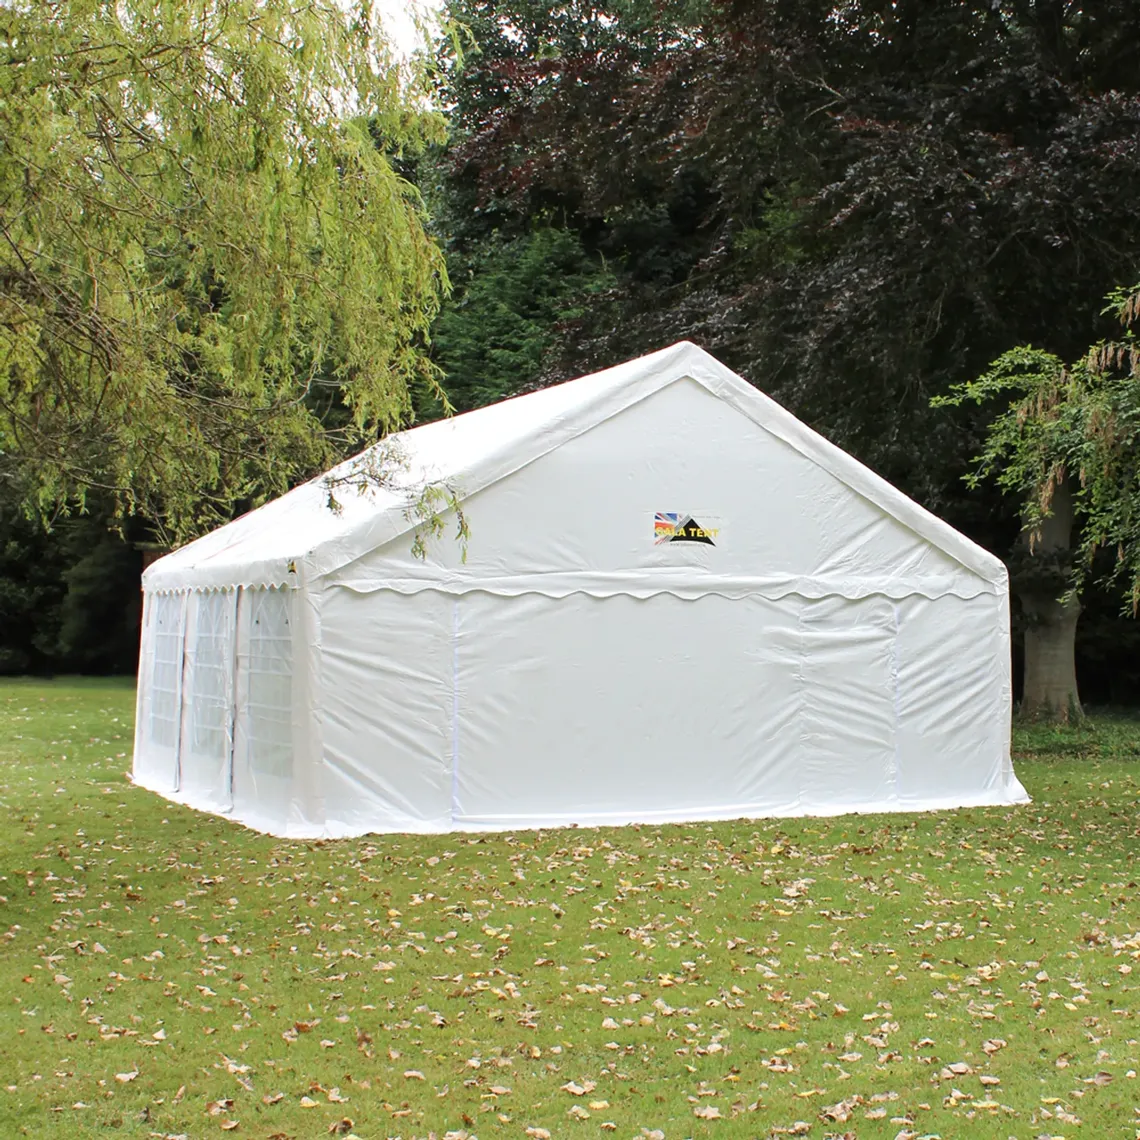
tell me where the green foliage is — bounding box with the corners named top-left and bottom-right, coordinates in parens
top-left (0, 0), bottom-right (448, 544)
top-left (431, 228), bottom-right (613, 411)
top-left (321, 439), bottom-right (471, 562)
top-left (0, 504), bottom-right (68, 674)
top-left (54, 535), bottom-right (142, 674)
top-left (937, 284), bottom-right (1140, 610)
top-left (424, 0), bottom-right (717, 396)
top-left (4, 679), bottom-right (1140, 1136)
top-left (0, 488), bottom-right (141, 675)
top-left (934, 346), bottom-right (1083, 521)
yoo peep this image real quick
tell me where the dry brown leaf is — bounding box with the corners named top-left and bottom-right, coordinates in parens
top-left (561, 1080), bottom-right (596, 1095)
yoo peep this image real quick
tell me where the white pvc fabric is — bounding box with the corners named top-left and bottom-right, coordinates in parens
top-left (133, 343), bottom-right (1028, 836)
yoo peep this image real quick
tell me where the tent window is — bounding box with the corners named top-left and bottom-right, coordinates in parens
top-left (189, 592), bottom-right (230, 761)
top-left (248, 588), bottom-right (292, 777)
top-left (149, 594), bottom-right (183, 748)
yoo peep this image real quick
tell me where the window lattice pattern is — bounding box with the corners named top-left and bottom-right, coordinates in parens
top-left (149, 594), bottom-right (183, 749)
top-left (248, 588), bottom-right (293, 778)
top-left (189, 592), bottom-right (230, 761)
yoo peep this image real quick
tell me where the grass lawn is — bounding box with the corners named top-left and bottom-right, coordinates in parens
top-left (2, 680), bottom-right (1140, 1139)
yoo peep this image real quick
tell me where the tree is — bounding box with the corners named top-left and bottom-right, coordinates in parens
top-left (0, 0), bottom-right (447, 544)
top-left (937, 283), bottom-right (1140, 720)
top-left (0, 485), bottom-right (142, 674)
top-left (429, 0), bottom-right (715, 391)
top-left (438, 0), bottom-right (1140, 510)
top-left (428, 227), bottom-right (613, 413)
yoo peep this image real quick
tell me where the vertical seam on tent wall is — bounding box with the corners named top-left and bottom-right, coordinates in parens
top-left (451, 598), bottom-right (461, 824)
top-left (889, 603), bottom-right (902, 802)
top-left (173, 592), bottom-right (190, 794)
top-left (795, 602), bottom-right (805, 810)
top-left (226, 588), bottom-right (241, 811)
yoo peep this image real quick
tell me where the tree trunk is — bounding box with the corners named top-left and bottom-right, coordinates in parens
top-left (1021, 591), bottom-right (1081, 720)
top-left (1017, 474), bottom-right (1082, 721)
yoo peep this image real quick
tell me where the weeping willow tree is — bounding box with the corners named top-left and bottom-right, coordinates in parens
top-left (0, 0), bottom-right (448, 544)
top-left (937, 283), bottom-right (1140, 721)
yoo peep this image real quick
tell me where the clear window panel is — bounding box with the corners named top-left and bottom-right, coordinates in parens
top-left (149, 594), bottom-right (183, 749)
top-left (189, 592), bottom-right (230, 761)
top-left (247, 588), bottom-right (293, 778)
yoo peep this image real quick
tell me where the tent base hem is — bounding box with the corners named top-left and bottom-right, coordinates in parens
top-left (131, 767), bottom-right (1030, 839)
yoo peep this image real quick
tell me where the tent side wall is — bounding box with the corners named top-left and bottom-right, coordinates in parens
top-left (133, 585), bottom-right (319, 833)
top-left (316, 586), bottom-right (454, 835)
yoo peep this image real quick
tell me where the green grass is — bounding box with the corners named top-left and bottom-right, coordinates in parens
top-left (2, 679), bottom-right (1140, 1140)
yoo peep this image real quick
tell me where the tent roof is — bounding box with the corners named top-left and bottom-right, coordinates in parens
top-left (143, 341), bottom-right (1005, 593)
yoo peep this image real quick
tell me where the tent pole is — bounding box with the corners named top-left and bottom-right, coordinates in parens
top-left (450, 597), bottom-right (461, 825)
top-left (172, 592), bottom-right (190, 794)
top-left (226, 587), bottom-right (242, 810)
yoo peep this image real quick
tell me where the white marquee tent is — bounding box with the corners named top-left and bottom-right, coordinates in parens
top-left (133, 342), bottom-right (1028, 836)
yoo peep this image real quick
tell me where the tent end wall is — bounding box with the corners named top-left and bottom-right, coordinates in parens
top-left (132, 583), bottom-right (321, 830)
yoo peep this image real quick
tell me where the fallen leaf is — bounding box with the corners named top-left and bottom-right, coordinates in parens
top-left (561, 1080), bottom-right (596, 1095)
top-left (819, 1096), bottom-right (862, 1122)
